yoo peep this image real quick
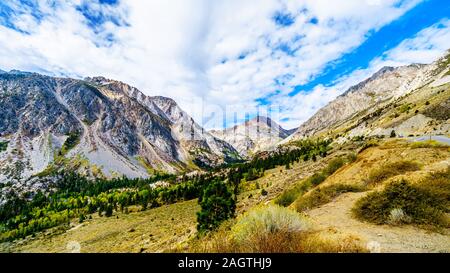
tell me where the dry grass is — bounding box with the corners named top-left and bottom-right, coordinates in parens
top-left (187, 226), bottom-right (367, 253)
top-left (366, 160), bottom-right (420, 186)
top-left (410, 140), bottom-right (449, 149)
top-left (1, 199), bottom-right (199, 253)
top-left (185, 205), bottom-right (367, 253)
top-left (294, 184), bottom-right (365, 212)
top-left (274, 155), bottom-right (355, 207)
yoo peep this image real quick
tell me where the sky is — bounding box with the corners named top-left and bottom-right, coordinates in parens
top-left (0, 0), bottom-right (449, 130)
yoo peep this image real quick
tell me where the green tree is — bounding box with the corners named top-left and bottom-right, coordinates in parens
top-left (197, 179), bottom-right (236, 233)
top-left (390, 130), bottom-right (396, 138)
top-left (105, 205), bottom-right (113, 217)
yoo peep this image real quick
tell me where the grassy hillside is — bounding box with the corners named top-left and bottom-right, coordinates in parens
top-left (316, 82), bottom-right (450, 140)
top-left (182, 139), bottom-right (449, 253)
top-left (1, 200), bottom-right (199, 253)
top-left (2, 137), bottom-right (449, 253)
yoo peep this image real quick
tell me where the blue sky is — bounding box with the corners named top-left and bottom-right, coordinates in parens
top-left (290, 0), bottom-right (450, 97)
top-left (0, 0), bottom-right (449, 129)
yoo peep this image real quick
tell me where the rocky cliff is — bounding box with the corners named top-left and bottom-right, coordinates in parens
top-left (286, 51), bottom-right (450, 142)
top-left (0, 73), bottom-right (239, 184)
top-left (210, 116), bottom-right (293, 156)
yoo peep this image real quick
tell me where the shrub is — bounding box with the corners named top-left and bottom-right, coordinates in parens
top-left (244, 168), bottom-right (264, 181)
top-left (346, 153), bottom-right (358, 163)
top-left (60, 132), bottom-right (81, 156)
top-left (275, 155), bottom-right (353, 207)
top-left (230, 205), bottom-right (311, 252)
top-left (388, 208), bottom-right (411, 225)
top-left (232, 205), bottom-right (310, 239)
top-left (197, 180), bottom-right (236, 233)
top-left (0, 141), bottom-right (8, 152)
top-left (295, 184), bottom-right (365, 212)
top-left (322, 157), bottom-right (346, 176)
top-left (274, 183), bottom-right (308, 207)
top-left (308, 173), bottom-right (327, 186)
top-left (410, 140), bottom-right (448, 149)
top-left (366, 161), bottom-right (420, 185)
top-left (187, 205), bottom-right (366, 253)
top-left (353, 170), bottom-right (450, 228)
top-left (358, 141), bottom-right (378, 153)
top-left (422, 99), bottom-right (450, 120)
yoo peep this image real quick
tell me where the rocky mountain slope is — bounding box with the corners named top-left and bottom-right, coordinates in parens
top-left (287, 51), bottom-right (450, 142)
top-left (210, 116), bottom-right (293, 156)
top-left (0, 72), bottom-right (239, 185)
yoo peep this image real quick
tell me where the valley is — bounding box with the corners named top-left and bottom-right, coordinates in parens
top-left (0, 51), bottom-right (449, 253)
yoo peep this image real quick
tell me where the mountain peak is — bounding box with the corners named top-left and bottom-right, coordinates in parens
top-left (246, 115), bottom-right (274, 125)
top-left (210, 115), bottom-right (293, 156)
top-left (84, 76), bottom-right (113, 85)
top-left (291, 57), bottom-right (436, 139)
top-left (5, 69), bottom-right (33, 76)
top-left (0, 72), bottom-right (239, 182)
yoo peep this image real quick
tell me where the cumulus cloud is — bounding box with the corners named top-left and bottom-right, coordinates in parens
top-left (0, 0), bottom-right (442, 130)
top-left (278, 18), bottom-right (450, 129)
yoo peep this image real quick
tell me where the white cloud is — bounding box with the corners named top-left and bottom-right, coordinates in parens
top-left (0, 0), bottom-right (436, 130)
top-left (278, 18), bottom-right (450, 129)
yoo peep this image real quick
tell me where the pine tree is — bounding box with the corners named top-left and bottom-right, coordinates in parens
top-left (390, 130), bottom-right (396, 138)
top-left (197, 179), bottom-right (236, 233)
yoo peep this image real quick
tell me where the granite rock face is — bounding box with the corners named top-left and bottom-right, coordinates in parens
top-left (210, 116), bottom-right (293, 157)
top-left (0, 72), bottom-right (239, 186)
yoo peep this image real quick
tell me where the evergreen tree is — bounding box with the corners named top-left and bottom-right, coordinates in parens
top-left (105, 205), bottom-right (113, 217)
top-left (197, 179), bottom-right (236, 233)
top-left (390, 130), bottom-right (396, 138)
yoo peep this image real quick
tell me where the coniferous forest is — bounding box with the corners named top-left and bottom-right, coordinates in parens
top-left (0, 139), bottom-right (331, 241)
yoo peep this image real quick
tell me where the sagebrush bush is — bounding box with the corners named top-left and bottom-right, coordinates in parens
top-left (353, 169), bottom-right (450, 228)
top-left (275, 189), bottom-right (300, 207)
top-left (366, 160), bottom-right (420, 185)
top-left (388, 208), bottom-right (411, 225)
top-left (308, 173), bottom-right (327, 186)
top-left (295, 184), bottom-right (365, 212)
top-left (232, 205), bottom-right (311, 243)
top-left (322, 157), bottom-right (346, 176)
top-left (186, 205), bottom-right (366, 253)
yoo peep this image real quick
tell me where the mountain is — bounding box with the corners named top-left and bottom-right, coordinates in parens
top-left (287, 51), bottom-right (450, 141)
top-left (210, 116), bottom-right (293, 156)
top-left (0, 72), bottom-right (239, 184)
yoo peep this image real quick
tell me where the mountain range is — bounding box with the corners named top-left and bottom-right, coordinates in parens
top-left (210, 116), bottom-right (294, 157)
top-left (0, 73), bottom-right (239, 186)
top-left (1, 50), bottom-right (449, 188)
top-left (287, 53), bottom-right (450, 142)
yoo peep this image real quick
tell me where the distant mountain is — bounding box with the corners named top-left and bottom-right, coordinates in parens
top-left (0, 73), bottom-right (239, 184)
top-left (286, 51), bottom-right (450, 142)
top-left (210, 116), bottom-right (294, 156)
